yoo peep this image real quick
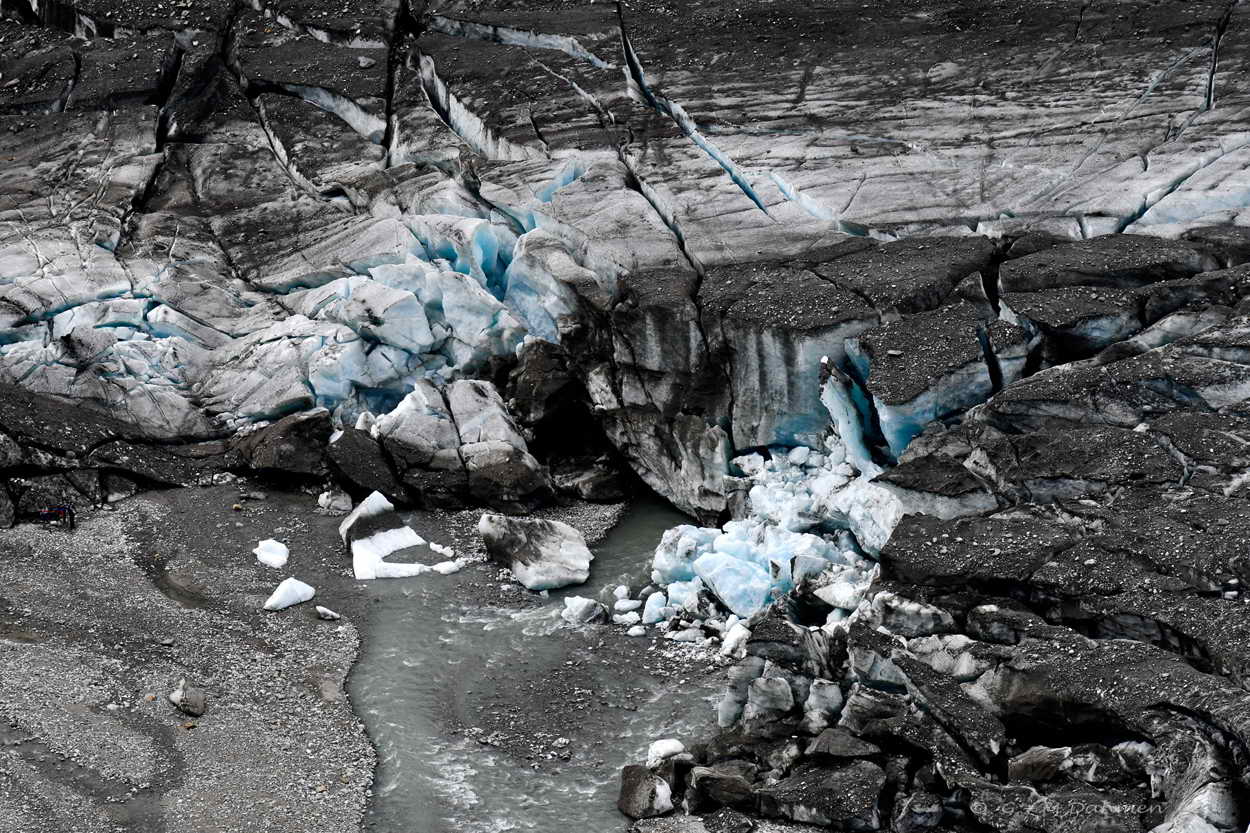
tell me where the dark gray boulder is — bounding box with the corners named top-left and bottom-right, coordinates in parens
top-left (617, 764), bottom-right (673, 820)
top-left (326, 428), bottom-right (406, 504)
top-left (754, 760), bottom-right (885, 828)
top-left (229, 408), bottom-right (331, 476)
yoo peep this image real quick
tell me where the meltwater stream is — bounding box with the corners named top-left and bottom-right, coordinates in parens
top-left (352, 496), bottom-right (718, 833)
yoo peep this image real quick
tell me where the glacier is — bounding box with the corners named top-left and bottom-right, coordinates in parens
top-left (648, 438), bottom-right (881, 621)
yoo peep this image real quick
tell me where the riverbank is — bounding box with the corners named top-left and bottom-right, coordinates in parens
top-left (0, 483), bottom-right (720, 833)
top-left (0, 483), bottom-right (375, 833)
top-left (356, 495), bottom-right (726, 833)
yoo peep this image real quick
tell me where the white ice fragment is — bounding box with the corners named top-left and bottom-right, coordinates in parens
top-left (613, 611), bottom-right (642, 626)
top-left (432, 559), bottom-right (465, 575)
top-left (646, 738), bottom-right (686, 770)
top-left (665, 578), bottom-right (703, 611)
top-left (799, 679), bottom-right (844, 733)
top-left (253, 539), bottom-right (289, 569)
top-left (613, 584), bottom-right (630, 600)
top-left (720, 622), bottom-right (751, 658)
top-left (561, 596), bottom-right (606, 625)
top-left (264, 577), bottom-right (315, 611)
top-left (614, 598), bottom-right (643, 613)
top-left (339, 492), bottom-right (429, 580)
top-left (626, 625), bottom-right (647, 638)
top-left (316, 606), bottom-right (341, 620)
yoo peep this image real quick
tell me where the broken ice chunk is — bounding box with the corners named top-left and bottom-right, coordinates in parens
top-left (561, 596), bottom-right (607, 625)
top-left (338, 491), bottom-right (431, 580)
top-left (253, 539), bottom-right (289, 569)
top-left (642, 591), bottom-right (669, 624)
top-left (692, 552), bottom-right (772, 618)
top-left (264, 577), bottom-right (315, 611)
top-left (646, 738), bottom-right (685, 769)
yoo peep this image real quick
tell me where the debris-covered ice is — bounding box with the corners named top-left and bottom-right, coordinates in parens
top-left (479, 513), bottom-right (594, 590)
top-left (338, 491), bottom-right (431, 580)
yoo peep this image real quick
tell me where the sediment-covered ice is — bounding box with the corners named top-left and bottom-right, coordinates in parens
top-left (338, 491), bottom-right (432, 580)
top-left (478, 513), bottom-right (594, 590)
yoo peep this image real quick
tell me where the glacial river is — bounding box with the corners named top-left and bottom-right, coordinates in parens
top-left (352, 496), bottom-right (719, 833)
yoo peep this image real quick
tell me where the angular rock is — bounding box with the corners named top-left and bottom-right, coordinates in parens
top-left (229, 408), bottom-right (331, 476)
top-left (617, 764), bottom-right (673, 820)
top-left (326, 427), bottom-right (407, 504)
top-left (169, 678), bottom-right (209, 718)
top-left (998, 235), bottom-right (1214, 294)
top-left (754, 760), bottom-right (885, 828)
top-left (686, 766), bottom-right (755, 813)
top-left (805, 727), bottom-right (881, 760)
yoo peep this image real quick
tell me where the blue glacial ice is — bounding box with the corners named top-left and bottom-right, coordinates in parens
top-left (649, 438), bottom-right (881, 620)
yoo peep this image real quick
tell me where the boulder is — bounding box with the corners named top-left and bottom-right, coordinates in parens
top-left (478, 513), bottom-right (593, 590)
top-left (805, 727), bottom-right (882, 760)
top-left (755, 760), bottom-right (885, 828)
top-left (168, 679), bottom-right (208, 717)
top-left (326, 427), bottom-right (406, 504)
top-left (617, 764), bottom-right (673, 820)
top-left (229, 408), bottom-right (330, 475)
top-left (686, 766), bottom-right (754, 812)
top-left (460, 440), bottom-right (549, 511)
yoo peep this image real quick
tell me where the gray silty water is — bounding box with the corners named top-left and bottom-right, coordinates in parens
top-left (352, 495), bottom-right (720, 833)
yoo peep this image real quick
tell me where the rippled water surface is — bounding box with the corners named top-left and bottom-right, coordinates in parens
top-left (352, 496), bottom-right (717, 833)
